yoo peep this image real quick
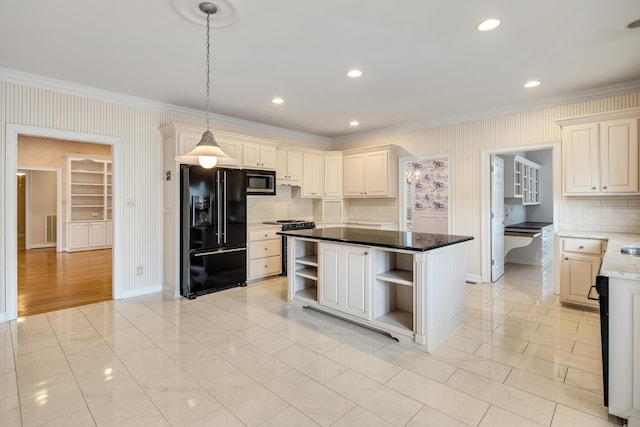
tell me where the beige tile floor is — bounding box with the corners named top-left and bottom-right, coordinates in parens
top-left (0, 263), bottom-right (623, 426)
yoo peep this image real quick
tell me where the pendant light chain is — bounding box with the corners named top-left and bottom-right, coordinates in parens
top-left (205, 10), bottom-right (211, 130)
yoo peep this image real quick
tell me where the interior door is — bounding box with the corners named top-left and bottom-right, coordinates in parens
top-left (491, 155), bottom-right (505, 281)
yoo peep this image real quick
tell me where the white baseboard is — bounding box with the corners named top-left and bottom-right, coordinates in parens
top-left (117, 284), bottom-right (162, 300)
top-left (30, 243), bottom-right (56, 249)
top-left (0, 312), bottom-right (7, 323)
top-left (466, 273), bottom-right (482, 284)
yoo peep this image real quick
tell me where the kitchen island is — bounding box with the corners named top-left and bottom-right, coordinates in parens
top-left (278, 227), bottom-right (473, 352)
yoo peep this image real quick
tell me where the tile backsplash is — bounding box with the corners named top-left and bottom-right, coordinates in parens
top-left (560, 196), bottom-right (640, 233)
top-left (247, 185), bottom-right (313, 224)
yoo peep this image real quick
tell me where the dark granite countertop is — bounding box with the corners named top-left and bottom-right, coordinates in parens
top-left (277, 227), bottom-right (473, 252)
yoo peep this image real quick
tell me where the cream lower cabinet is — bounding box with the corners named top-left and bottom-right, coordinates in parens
top-left (559, 237), bottom-right (606, 308)
top-left (319, 242), bottom-right (370, 319)
top-left (247, 227), bottom-right (281, 281)
top-left (67, 221), bottom-right (111, 252)
top-left (609, 276), bottom-right (640, 426)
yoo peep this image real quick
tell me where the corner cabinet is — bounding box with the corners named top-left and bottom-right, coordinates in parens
top-left (65, 155), bottom-right (113, 252)
top-left (559, 111), bottom-right (639, 195)
top-left (343, 147), bottom-right (398, 198)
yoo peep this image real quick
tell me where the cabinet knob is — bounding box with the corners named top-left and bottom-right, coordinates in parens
top-left (603, 186), bottom-right (607, 190)
top-left (264, 248), bottom-right (268, 251)
top-left (565, 257), bottom-right (569, 260)
top-left (264, 234), bottom-right (268, 237)
top-left (579, 245), bottom-right (584, 249)
top-left (592, 187), bottom-right (596, 190)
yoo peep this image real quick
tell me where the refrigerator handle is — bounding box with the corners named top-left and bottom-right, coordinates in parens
top-left (217, 170), bottom-right (222, 245)
top-left (223, 170), bottom-right (227, 243)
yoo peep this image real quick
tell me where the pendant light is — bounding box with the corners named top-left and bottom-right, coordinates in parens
top-left (175, 2), bottom-right (238, 168)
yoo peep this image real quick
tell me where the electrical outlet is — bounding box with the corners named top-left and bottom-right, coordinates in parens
top-left (136, 266), bottom-right (143, 276)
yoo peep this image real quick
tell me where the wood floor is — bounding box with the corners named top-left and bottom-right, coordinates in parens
top-left (18, 247), bottom-right (112, 317)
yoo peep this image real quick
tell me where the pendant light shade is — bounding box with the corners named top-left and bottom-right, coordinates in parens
top-left (175, 2), bottom-right (238, 169)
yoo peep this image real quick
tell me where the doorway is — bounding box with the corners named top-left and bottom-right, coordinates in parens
top-left (16, 139), bottom-right (113, 317)
top-left (480, 142), bottom-right (561, 291)
top-left (400, 155), bottom-right (450, 233)
top-left (4, 124), bottom-right (122, 322)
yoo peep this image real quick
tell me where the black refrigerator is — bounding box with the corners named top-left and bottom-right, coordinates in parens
top-left (180, 165), bottom-right (247, 298)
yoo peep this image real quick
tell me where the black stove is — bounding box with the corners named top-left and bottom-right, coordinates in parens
top-left (264, 220), bottom-right (315, 275)
top-left (264, 220), bottom-right (316, 231)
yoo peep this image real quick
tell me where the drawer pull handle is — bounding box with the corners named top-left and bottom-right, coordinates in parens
top-left (579, 245), bottom-right (584, 249)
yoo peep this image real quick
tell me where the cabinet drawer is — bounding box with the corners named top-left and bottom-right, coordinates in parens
top-left (249, 256), bottom-right (281, 277)
top-left (249, 229), bottom-right (280, 241)
top-left (562, 238), bottom-right (602, 255)
top-left (249, 239), bottom-right (281, 259)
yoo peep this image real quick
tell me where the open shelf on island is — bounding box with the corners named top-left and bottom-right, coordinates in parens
top-left (375, 269), bottom-right (413, 286)
top-left (374, 309), bottom-right (413, 331)
top-left (296, 255), bottom-right (318, 267)
top-left (295, 267), bottom-right (318, 281)
top-left (294, 286), bottom-right (317, 302)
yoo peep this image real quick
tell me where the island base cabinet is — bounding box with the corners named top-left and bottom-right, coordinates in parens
top-left (319, 242), bottom-right (370, 320)
top-left (286, 236), bottom-right (467, 352)
top-left (609, 277), bottom-right (640, 426)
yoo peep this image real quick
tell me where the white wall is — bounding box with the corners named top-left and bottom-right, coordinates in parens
top-left (332, 92), bottom-right (640, 277)
top-left (28, 170), bottom-right (57, 246)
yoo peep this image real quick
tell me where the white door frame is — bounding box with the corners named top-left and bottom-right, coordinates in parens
top-left (18, 167), bottom-right (63, 252)
top-left (480, 141), bottom-right (561, 291)
top-left (398, 154), bottom-right (452, 232)
top-left (4, 124), bottom-right (123, 321)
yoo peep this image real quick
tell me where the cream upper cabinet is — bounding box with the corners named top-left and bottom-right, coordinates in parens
top-left (301, 153), bottom-right (323, 198)
top-left (323, 153), bottom-right (343, 198)
top-left (243, 142), bottom-right (276, 170)
top-left (343, 148), bottom-right (398, 198)
top-left (562, 116), bottom-right (639, 195)
top-left (600, 118), bottom-right (639, 193)
top-left (276, 149), bottom-right (302, 185)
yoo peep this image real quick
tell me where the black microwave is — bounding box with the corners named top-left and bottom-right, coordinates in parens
top-left (246, 169), bottom-right (276, 195)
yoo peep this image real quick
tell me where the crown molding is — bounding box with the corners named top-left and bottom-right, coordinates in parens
top-left (331, 80), bottom-right (640, 144)
top-left (0, 67), bottom-right (331, 145)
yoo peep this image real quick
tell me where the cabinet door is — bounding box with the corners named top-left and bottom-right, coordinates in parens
top-left (324, 155), bottom-right (343, 197)
top-left (68, 222), bottom-right (89, 250)
top-left (600, 118), bottom-right (639, 193)
top-left (260, 145), bottom-right (277, 169)
top-left (343, 246), bottom-right (370, 319)
top-left (319, 244), bottom-right (341, 310)
top-left (364, 151), bottom-right (389, 196)
top-left (562, 124), bottom-right (599, 194)
top-left (243, 143), bottom-right (261, 168)
top-left (89, 222), bottom-right (106, 247)
top-left (105, 221), bottom-right (113, 246)
top-left (302, 153), bottom-right (323, 197)
top-left (276, 150), bottom-right (288, 180)
top-left (217, 139), bottom-right (242, 167)
top-left (287, 151), bottom-right (303, 182)
top-left (343, 154), bottom-right (364, 197)
top-left (560, 252), bottom-right (600, 308)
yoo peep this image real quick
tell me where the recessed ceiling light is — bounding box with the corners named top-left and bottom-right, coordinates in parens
top-left (477, 18), bottom-right (501, 32)
top-left (524, 80), bottom-right (541, 88)
top-left (347, 69), bottom-right (362, 78)
top-left (272, 97), bottom-right (284, 104)
top-left (628, 18), bottom-right (640, 29)
top-left (350, 121), bottom-right (359, 126)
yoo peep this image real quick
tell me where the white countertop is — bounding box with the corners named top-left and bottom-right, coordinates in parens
top-left (557, 230), bottom-right (640, 281)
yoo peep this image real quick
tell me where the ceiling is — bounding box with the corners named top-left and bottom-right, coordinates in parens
top-left (1, 0), bottom-right (640, 139)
